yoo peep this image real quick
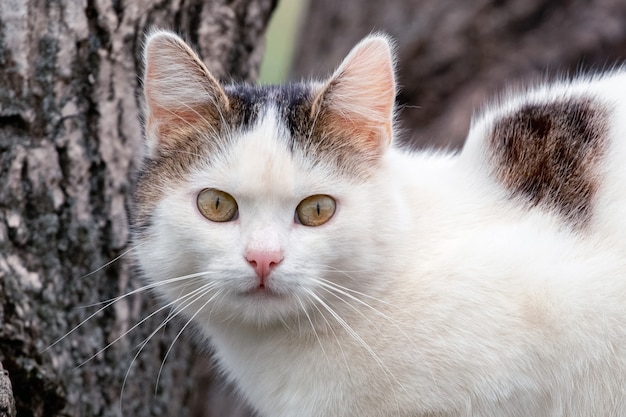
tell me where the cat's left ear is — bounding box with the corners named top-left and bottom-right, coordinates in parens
top-left (312, 34), bottom-right (396, 154)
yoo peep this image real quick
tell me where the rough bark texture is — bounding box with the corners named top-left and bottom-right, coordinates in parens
top-left (0, 1), bottom-right (274, 416)
top-left (293, 0), bottom-right (626, 149)
top-left (0, 363), bottom-right (16, 417)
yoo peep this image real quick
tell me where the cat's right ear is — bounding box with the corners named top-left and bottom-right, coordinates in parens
top-left (142, 30), bottom-right (229, 157)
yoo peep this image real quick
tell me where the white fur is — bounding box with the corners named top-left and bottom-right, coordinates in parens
top-left (136, 36), bottom-right (626, 417)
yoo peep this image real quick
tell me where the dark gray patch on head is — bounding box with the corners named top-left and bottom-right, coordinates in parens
top-left (224, 84), bottom-right (264, 128)
top-left (223, 83), bottom-right (318, 154)
top-left (489, 97), bottom-right (609, 226)
top-left (224, 83), bottom-right (312, 131)
top-left (226, 83), bottom-right (378, 179)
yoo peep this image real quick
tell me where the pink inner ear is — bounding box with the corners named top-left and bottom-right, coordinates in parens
top-left (146, 106), bottom-right (205, 143)
top-left (325, 113), bottom-right (390, 154)
top-left (313, 35), bottom-right (396, 151)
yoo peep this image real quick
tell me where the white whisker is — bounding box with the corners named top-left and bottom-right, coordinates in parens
top-left (294, 294), bottom-right (328, 359)
top-left (79, 242), bottom-right (147, 280)
top-left (119, 282), bottom-right (221, 410)
top-left (75, 273), bottom-right (208, 309)
top-left (155, 288), bottom-right (224, 391)
top-left (76, 281), bottom-right (220, 368)
top-left (314, 277), bottom-right (441, 396)
top-left (314, 278), bottom-right (400, 326)
top-left (303, 288), bottom-right (386, 371)
top-left (303, 288), bottom-right (404, 415)
top-left (44, 270), bottom-right (216, 352)
top-left (316, 274), bottom-right (408, 314)
top-left (300, 291), bottom-right (351, 374)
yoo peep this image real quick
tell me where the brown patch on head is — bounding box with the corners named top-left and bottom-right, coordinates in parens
top-left (249, 82), bottom-right (387, 180)
top-left (489, 98), bottom-right (609, 226)
top-left (305, 94), bottom-right (389, 177)
top-left (136, 30), bottom-right (257, 233)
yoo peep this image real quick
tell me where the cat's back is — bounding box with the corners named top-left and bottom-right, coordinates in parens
top-left (391, 70), bottom-right (626, 339)
top-left (375, 72), bottom-right (626, 416)
top-left (387, 71), bottom-right (626, 261)
top-left (394, 70), bottom-right (626, 297)
top-left (460, 71), bottom-right (626, 238)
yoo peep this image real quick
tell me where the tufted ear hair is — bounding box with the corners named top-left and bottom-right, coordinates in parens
top-left (142, 30), bottom-right (229, 157)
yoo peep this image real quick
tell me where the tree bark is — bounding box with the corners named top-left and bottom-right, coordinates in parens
top-left (0, 362), bottom-right (16, 417)
top-left (292, 0), bottom-right (626, 149)
top-left (0, 1), bottom-right (274, 416)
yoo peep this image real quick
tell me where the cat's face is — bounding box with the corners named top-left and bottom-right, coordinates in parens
top-left (133, 31), bottom-right (396, 325)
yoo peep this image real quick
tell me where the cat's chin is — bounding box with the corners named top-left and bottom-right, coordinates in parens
top-left (217, 287), bottom-right (306, 326)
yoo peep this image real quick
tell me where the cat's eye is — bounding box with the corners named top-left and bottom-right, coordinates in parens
top-left (295, 195), bottom-right (336, 227)
top-left (197, 188), bottom-right (238, 222)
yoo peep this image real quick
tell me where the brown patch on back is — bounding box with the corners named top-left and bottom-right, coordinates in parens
top-left (489, 98), bottom-right (609, 226)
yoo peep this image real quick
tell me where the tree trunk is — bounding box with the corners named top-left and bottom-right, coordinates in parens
top-left (0, 1), bottom-right (274, 416)
top-left (292, 0), bottom-right (626, 149)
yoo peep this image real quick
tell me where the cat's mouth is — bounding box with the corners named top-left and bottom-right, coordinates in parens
top-left (241, 284), bottom-right (284, 298)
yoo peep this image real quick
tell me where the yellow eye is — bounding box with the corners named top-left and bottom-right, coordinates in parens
top-left (296, 195), bottom-right (336, 227)
top-left (197, 189), bottom-right (238, 222)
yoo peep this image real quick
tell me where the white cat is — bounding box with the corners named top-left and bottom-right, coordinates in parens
top-left (133, 30), bottom-right (626, 417)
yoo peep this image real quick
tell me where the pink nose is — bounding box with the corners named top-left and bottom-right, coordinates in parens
top-left (245, 250), bottom-right (283, 286)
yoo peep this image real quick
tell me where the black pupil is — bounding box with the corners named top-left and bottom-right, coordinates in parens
top-left (215, 196), bottom-right (220, 210)
top-left (316, 202), bottom-right (320, 216)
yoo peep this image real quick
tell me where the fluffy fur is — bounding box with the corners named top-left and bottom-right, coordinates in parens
top-left (133, 30), bottom-right (626, 417)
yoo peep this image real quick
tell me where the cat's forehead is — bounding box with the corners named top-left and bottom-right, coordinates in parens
top-left (223, 83), bottom-right (381, 182)
top-left (228, 107), bottom-right (300, 190)
top-left (199, 104), bottom-right (330, 198)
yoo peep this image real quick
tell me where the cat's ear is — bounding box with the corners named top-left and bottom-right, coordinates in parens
top-left (312, 34), bottom-right (396, 154)
top-left (142, 30), bottom-right (229, 156)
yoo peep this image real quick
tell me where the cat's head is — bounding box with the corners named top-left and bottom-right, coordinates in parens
top-left (133, 30), bottom-right (399, 326)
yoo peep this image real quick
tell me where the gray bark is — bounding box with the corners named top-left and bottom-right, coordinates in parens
top-left (0, 1), bottom-right (274, 416)
top-left (0, 362), bottom-right (16, 417)
top-left (293, 0), bottom-right (626, 149)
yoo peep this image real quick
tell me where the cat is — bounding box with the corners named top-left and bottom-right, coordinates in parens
top-left (133, 29), bottom-right (626, 417)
